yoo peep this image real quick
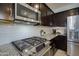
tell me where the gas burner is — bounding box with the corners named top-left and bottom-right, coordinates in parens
top-left (23, 38), bottom-right (42, 46)
top-left (12, 40), bottom-right (32, 52)
top-left (30, 37), bottom-right (47, 42)
top-left (12, 37), bottom-right (49, 56)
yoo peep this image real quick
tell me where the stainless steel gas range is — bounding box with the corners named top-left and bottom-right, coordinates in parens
top-left (12, 37), bottom-right (50, 56)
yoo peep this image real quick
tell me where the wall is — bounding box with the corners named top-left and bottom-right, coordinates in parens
top-left (0, 23), bottom-right (66, 45)
top-left (0, 23), bottom-right (52, 45)
top-left (52, 27), bottom-right (66, 35)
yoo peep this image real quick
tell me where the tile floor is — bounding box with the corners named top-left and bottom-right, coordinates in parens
top-left (54, 49), bottom-right (67, 56)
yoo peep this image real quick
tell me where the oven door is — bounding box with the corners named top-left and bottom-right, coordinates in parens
top-left (36, 43), bottom-right (45, 52)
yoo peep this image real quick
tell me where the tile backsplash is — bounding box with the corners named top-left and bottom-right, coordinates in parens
top-left (52, 27), bottom-right (66, 35)
top-left (0, 23), bottom-right (66, 45)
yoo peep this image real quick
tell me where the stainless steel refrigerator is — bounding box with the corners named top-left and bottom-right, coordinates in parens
top-left (67, 15), bottom-right (79, 56)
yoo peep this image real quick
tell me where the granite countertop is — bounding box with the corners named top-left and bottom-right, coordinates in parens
top-left (41, 33), bottom-right (65, 41)
top-left (0, 42), bottom-right (51, 56)
top-left (41, 34), bottom-right (58, 41)
top-left (0, 43), bottom-right (20, 56)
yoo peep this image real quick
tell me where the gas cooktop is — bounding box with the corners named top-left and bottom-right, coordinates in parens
top-left (22, 37), bottom-right (47, 46)
top-left (12, 37), bottom-right (48, 56)
top-left (12, 40), bottom-right (33, 52)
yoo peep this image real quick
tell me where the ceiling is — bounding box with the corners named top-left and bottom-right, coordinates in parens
top-left (46, 3), bottom-right (79, 13)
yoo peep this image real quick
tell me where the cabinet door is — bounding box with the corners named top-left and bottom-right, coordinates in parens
top-left (41, 15), bottom-right (54, 26)
top-left (40, 4), bottom-right (54, 26)
top-left (41, 16), bottom-right (49, 26)
top-left (54, 8), bottom-right (79, 27)
top-left (55, 13), bottom-right (65, 26)
top-left (0, 4), bottom-right (13, 20)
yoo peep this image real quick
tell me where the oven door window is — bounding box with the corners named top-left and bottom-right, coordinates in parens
top-left (36, 43), bottom-right (45, 52)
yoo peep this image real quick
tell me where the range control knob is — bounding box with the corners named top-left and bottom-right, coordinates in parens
top-left (29, 54), bottom-right (32, 56)
top-left (32, 52), bottom-right (36, 54)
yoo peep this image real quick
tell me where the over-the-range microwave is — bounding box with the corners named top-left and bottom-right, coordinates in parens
top-left (15, 3), bottom-right (41, 23)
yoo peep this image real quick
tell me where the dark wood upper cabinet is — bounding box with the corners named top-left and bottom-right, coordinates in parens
top-left (40, 4), bottom-right (54, 26)
top-left (0, 3), bottom-right (54, 25)
top-left (27, 4), bottom-right (79, 26)
top-left (40, 4), bottom-right (54, 17)
top-left (27, 3), bottom-right (54, 16)
top-left (54, 7), bottom-right (79, 27)
top-left (0, 3), bottom-right (13, 20)
top-left (67, 8), bottom-right (79, 16)
top-left (54, 12), bottom-right (67, 26)
top-left (27, 3), bottom-right (54, 26)
top-left (1, 3), bottom-right (78, 26)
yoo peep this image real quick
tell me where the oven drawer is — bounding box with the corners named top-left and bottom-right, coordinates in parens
top-left (43, 50), bottom-right (50, 56)
top-left (43, 49), bottom-right (53, 56)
